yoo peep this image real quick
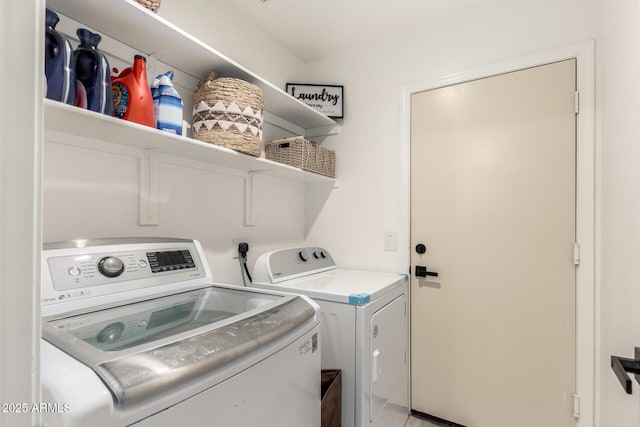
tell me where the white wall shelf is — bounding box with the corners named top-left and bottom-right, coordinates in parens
top-left (45, 100), bottom-right (335, 186)
top-left (45, 100), bottom-right (335, 225)
top-left (46, 0), bottom-right (338, 136)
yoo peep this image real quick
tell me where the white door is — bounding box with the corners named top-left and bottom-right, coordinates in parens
top-left (410, 60), bottom-right (577, 427)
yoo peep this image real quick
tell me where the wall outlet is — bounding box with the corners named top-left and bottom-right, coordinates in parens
top-left (383, 231), bottom-right (397, 252)
top-left (232, 238), bottom-right (250, 256)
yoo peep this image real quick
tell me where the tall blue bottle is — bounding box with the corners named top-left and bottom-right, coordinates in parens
top-left (45, 8), bottom-right (76, 105)
top-left (74, 29), bottom-right (112, 115)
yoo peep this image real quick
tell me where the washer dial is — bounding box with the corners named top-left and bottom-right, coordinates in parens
top-left (98, 256), bottom-right (125, 278)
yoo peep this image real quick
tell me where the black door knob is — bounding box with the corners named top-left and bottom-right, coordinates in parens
top-left (415, 244), bottom-right (427, 254)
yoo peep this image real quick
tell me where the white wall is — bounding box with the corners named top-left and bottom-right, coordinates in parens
top-left (42, 140), bottom-right (309, 286)
top-left (599, 1), bottom-right (640, 425)
top-left (158, 0), bottom-right (304, 89)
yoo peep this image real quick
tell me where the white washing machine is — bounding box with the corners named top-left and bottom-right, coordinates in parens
top-left (40, 238), bottom-right (321, 427)
top-left (252, 247), bottom-right (410, 427)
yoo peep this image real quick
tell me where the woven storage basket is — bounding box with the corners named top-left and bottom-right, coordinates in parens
top-left (265, 136), bottom-right (335, 178)
top-left (192, 71), bottom-right (264, 157)
top-left (136, 0), bottom-right (161, 12)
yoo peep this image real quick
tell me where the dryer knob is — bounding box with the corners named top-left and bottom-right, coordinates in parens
top-left (98, 256), bottom-right (125, 278)
top-left (298, 251), bottom-right (308, 262)
top-left (319, 251), bottom-right (327, 259)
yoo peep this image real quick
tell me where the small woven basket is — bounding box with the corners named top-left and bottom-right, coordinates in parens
top-left (265, 136), bottom-right (335, 178)
top-left (192, 71), bottom-right (264, 157)
top-left (135, 0), bottom-right (161, 12)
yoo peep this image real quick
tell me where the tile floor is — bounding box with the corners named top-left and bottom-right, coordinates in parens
top-left (405, 414), bottom-right (451, 427)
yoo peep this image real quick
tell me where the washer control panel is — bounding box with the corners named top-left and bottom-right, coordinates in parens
top-left (42, 238), bottom-right (207, 309)
top-left (47, 248), bottom-right (197, 290)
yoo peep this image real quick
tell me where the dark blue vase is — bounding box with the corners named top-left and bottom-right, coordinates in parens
top-left (45, 8), bottom-right (77, 105)
top-left (74, 29), bottom-right (112, 115)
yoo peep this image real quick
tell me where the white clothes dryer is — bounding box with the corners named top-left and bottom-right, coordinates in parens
top-left (252, 247), bottom-right (410, 427)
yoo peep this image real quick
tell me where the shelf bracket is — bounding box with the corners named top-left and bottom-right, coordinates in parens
top-left (139, 151), bottom-right (160, 225)
top-left (244, 171), bottom-right (269, 226)
top-left (611, 347), bottom-right (640, 394)
top-left (245, 172), bottom-right (256, 227)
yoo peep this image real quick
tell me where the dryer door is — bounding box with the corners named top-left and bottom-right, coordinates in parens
top-left (369, 294), bottom-right (407, 422)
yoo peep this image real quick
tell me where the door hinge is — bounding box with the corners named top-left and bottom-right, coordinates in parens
top-left (573, 242), bottom-right (581, 266)
top-left (573, 393), bottom-right (581, 420)
top-left (574, 91), bottom-right (580, 114)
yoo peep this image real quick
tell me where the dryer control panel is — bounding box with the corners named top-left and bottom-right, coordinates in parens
top-left (253, 247), bottom-right (336, 284)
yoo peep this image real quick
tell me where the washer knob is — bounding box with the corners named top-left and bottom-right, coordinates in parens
top-left (98, 256), bottom-right (125, 278)
top-left (319, 250), bottom-right (327, 259)
top-left (298, 251), bottom-right (308, 262)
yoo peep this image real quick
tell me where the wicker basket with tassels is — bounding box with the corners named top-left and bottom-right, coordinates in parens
top-left (192, 71), bottom-right (264, 157)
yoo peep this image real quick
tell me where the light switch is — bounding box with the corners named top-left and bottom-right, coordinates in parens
top-left (383, 231), bottom-right (397, 252)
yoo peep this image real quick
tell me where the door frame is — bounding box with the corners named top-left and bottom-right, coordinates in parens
top-left (1, 2), bottom-right (43, 426)
top-left (399, 41), bottom-right (597, 427)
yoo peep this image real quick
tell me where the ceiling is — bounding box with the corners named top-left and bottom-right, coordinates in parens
top-left (218, 0), bottom-right (469, 63)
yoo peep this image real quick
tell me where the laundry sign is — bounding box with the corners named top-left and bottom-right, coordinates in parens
top-left (286, 83), bottom-right (344, 118)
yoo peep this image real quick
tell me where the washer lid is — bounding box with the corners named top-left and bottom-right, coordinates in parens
top-left (42, 285), bottom-right (316, 406)
top-left (255, 269), bottom-right (408, 305)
